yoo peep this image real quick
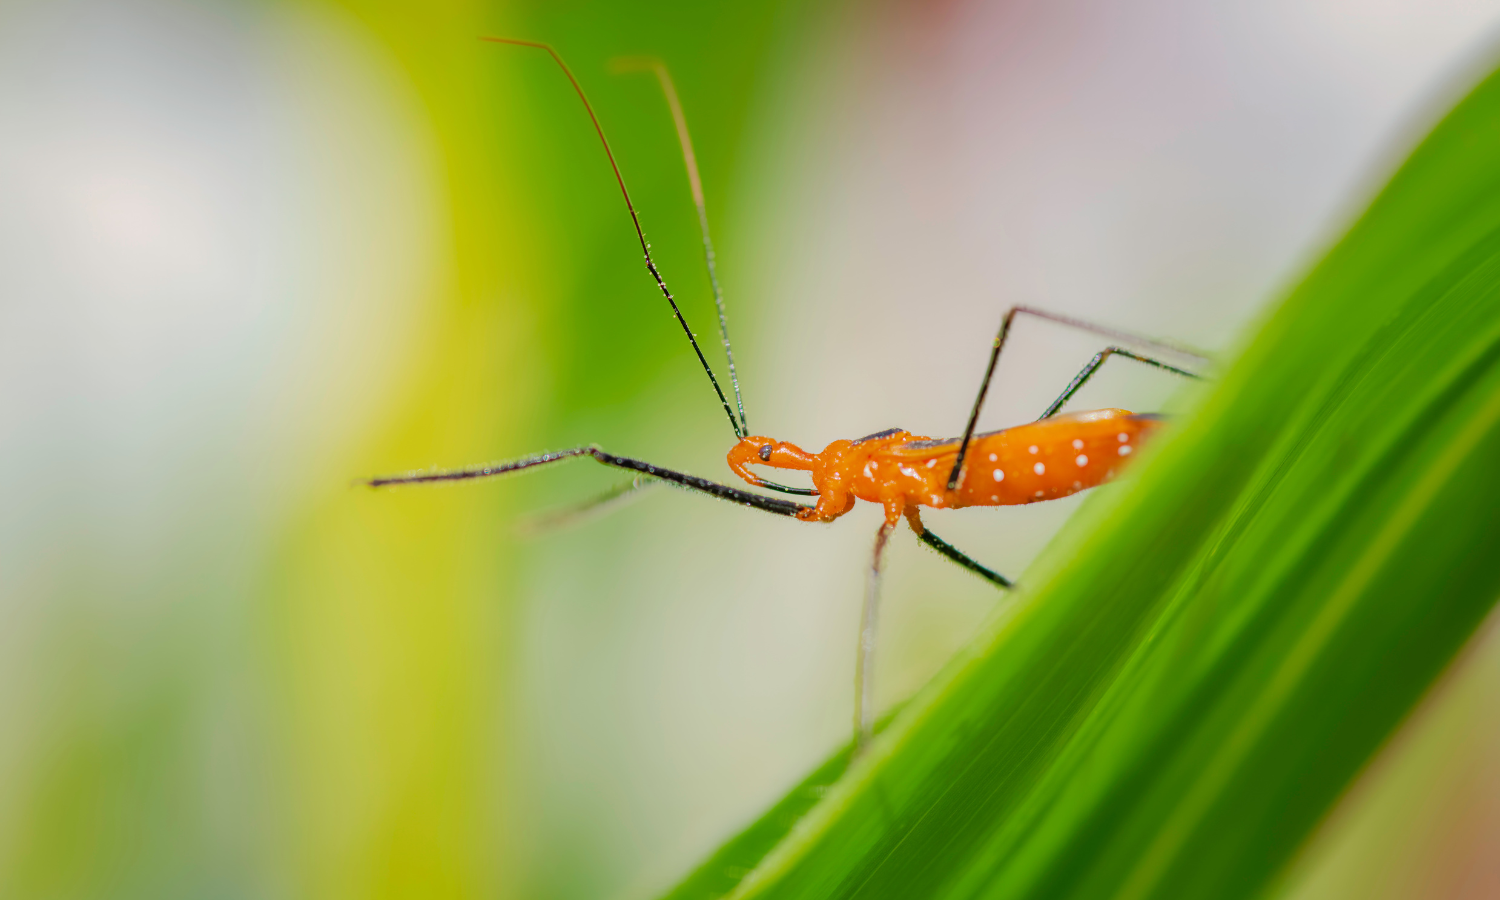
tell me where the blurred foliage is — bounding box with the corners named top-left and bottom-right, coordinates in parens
top-left (0, 0), bottom-right (823, 899)
top-left (653, 49), bottom-right (1500, 900)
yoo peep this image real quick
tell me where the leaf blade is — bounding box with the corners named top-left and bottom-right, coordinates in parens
top-left (662, 57), bottom-right (1500, 900)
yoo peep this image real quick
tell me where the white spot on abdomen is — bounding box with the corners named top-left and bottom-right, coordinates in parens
top-left (988, 453), bottom-right (997, 462)
top-left (1076, 454), bottom-right (1088, 467)
top-left (1118, 444), bottom-right (1133, 456)
top-left (992, 468), bottom-right (1005, 481)
top-left (863, 462), bottom-right (875, 478)
top-left (926, 459), bottom-right (937, 468)
top-left (1073, 439), bottom-right (1084, 450)
top-left (1033, 462), bottom-right (1045, 475)
top-left (1028, 445), bottom-right (1039, 455)
top-left (1118, 432), bottom-right (1129, 442)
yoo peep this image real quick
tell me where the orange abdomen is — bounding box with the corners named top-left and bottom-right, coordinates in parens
top-left (953, 410), bottom-right (1161, 507)
top-left (873, 409), bottom-right (1163, 510)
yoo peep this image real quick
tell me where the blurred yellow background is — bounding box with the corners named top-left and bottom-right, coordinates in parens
top-left (4, 1), bottom-right (1500, 898)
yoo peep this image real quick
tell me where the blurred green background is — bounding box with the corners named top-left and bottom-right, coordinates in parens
top-left (4, 1), bottom-right (1500, 898)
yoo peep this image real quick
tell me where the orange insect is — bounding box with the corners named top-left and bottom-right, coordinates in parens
top-left (368, 40), bottom-right (1206, 744)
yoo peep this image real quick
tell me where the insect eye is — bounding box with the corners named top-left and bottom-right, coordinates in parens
top-left (759, 444), bottom-right (772, 462)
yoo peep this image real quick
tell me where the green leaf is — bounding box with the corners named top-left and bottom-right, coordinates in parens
top-left (659, 743), bottom-right (854, 900)
top-left (658, 59), bottom-right (1500, 900)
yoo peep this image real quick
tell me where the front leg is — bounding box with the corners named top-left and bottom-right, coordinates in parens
top-left (797, 482), bottom-right (854, 521)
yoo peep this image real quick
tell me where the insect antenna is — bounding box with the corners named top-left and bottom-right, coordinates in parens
top-left (611, 56), bottom-right (746, 435)
top-left (481, 38), bottom-right (747, 440)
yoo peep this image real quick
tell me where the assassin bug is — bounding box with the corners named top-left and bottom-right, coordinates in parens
top-left (367, 39), bottom-right (1208, 746)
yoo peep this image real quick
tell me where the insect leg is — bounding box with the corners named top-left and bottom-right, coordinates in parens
top-left (916, 529), bottom-right (1012, 587)
top-left (366, 447), bottom-right (596, 487)
top-left (856, 518), bottom-right (898, 750)
top-left (366, 447), bottom-right (809, 518)
top-left (515, 475), bottom-right (661, 536)
top-left (901, 506), bottom-right (1011, 587)
top-left (947, 307), bottom-right (1209, 490)
top-left (1038, 347), bottom-right (1201, 419)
